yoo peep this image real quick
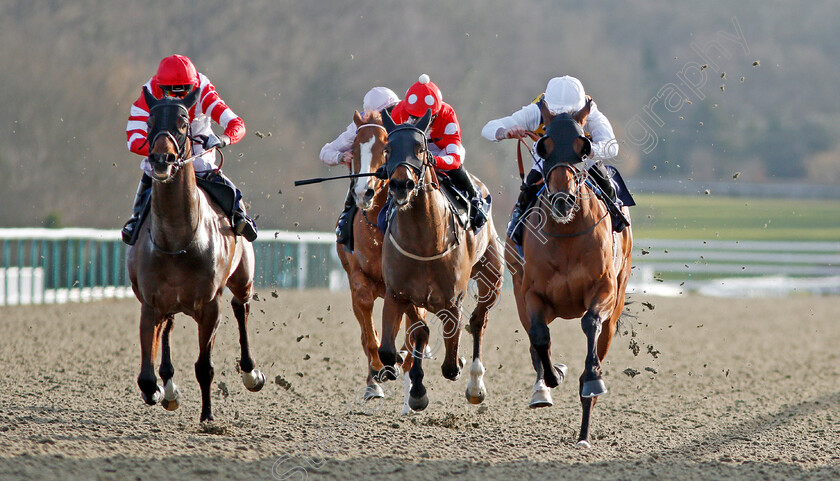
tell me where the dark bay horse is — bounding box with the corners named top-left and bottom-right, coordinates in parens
top-left (505, 99), bottom-right (633, 447)
top-left (335, 110), bottom-right (427, 400)
top-left (126, 88), bottom-right (265, 422)
top-left (377, 109), bottom-right (504, 414)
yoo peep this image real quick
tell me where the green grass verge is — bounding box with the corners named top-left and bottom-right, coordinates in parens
top-left (630, 194), bottom-right (840, 241)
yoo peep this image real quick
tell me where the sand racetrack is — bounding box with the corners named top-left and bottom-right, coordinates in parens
top-left (0, 290), bottom-right (838, 480)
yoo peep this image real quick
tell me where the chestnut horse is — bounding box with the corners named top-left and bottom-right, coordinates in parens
top-left (505, 99), bottom-right (632, 447)
top-left (126, 88), bottom-right (265, 422)
top-left (377, 109), bottom-right (504, 414)
top-left (335, 110), bottom-right (427, 400)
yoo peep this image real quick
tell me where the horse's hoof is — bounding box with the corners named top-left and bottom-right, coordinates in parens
top-left (582, 379), bottom-right (607, 398)
top-left (529, 380), bottom-right (553, 408)
top-left (200, 412), bottom-right (214, 423)
top-left (377, 366), bottom-right (400, 382)
top-left (408, 393), bottom-right (429, 411)
top-left (161, 381), bottom-right (181, 411)
top-left (465, 359), bottom-right (486, 404)
top-left (466, 388), bottom-right (486, 405)
top-left (364, 383), bottom-right (385, 400)
top-left (242, 369), bottom-right (266, 392)
top-left (141, 385), bottom-right (164, 406)
top-left (576, 440), bottom-right (592, 449)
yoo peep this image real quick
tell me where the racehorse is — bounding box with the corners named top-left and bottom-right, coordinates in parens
top-left (505, 98), bottom-right (633, 447)
top-left (377, 109), bottom-right (504, 413)
top-left (335, 110), bottom-right (428, 400)
top-left (126, 88), bottom-right (265, 422)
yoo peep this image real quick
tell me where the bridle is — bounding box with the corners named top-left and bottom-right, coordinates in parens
top-left (145, 96), bottom-right (223, 179)
top-left (385, 124), bottom-right (439, 201)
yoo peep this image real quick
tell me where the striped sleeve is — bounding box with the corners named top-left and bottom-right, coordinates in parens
top-left (196, 74), bottom-right (246, 145)
top-left (125, 80), bottom-right (153, 156)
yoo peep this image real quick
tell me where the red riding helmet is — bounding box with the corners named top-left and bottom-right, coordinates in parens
top-left (155, 54), bottom-right (199, 97)
top-left (404, 74), bottom-right (442, 117)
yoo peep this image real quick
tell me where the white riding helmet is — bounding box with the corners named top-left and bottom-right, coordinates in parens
top-left (544, 76), bottom-right (586, 115)
top-left (363, 86), bottom-right (400, 113)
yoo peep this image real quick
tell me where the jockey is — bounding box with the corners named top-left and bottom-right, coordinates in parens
top-left (122, 54), bottom-right (257, 244)
top-left (481, 75), bottom-right (626, 239)
top-left (390, 74), bottom-right (489, 231)
top-left (319, 87), bottom-right (400, 246)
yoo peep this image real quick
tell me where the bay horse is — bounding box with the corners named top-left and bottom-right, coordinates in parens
top-left (335, 110), bottom-right (427, 400)
top-left (505, 99), bottom-right (633, 447)
top-left (377, 109), bottom-right (504, 413)
top-left (126, 87), bottom-right (265, 422)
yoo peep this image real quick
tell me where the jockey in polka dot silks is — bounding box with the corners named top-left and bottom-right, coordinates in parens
top-left (390, 74), bottom-right (489, 231)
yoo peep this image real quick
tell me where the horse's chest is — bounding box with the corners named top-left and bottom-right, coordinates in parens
top-left (387, 268), bottom-right (464, 309)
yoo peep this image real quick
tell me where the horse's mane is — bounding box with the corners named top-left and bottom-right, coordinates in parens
top-left (361, 109), bottom-right (383, 124)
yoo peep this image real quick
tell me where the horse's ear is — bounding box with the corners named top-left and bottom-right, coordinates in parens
top-left (143, 87), bottom-right (157, 110)
top-left (415, 109), bottom-right (433, 133)
top-left (536, 135), bottom-right (551, 159)
top-left (573, 96), bottom-right (593, 127)
top-left (353, 110), bottom-right (363, 127)
top-left (382, 108), bottom-right (397, 133)
top-left (182, 86), bottom-right (200, 110)
top-left (538, 98), bottom-right (554, 126)
top-left (578, 136), bottom-right (592, 158)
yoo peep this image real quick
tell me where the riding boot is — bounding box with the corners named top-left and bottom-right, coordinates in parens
top-left (121, 174), bottom-right (152, 245)
top-left (587, 164), bottom-right (627, 233)
top-left (335, 187), bottom-right (356, 246)
top-left (446, 166), bottom-right (489, 231)
top-left (210, 172), bottom-right (259, 242)
top-left (507, 170), bottom-right (542, 245)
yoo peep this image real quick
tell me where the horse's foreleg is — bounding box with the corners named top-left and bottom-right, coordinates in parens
top-left (377, 291), bottom-right (408, 381)
top-left (526, 294), bottom-right (566, 390)
top-left (233, 297), bottom-right (265, 393)
top-left (576, 308), bottom-right (609, 447)
top-left (465, 243), bottom-right (504, 404)
top-left (138, 304), bottom-right (164, 406)
top-left (195, 300), bottom-right (221, 422)
top-left (580, 309), bottom-right (607, 397)
top-left (405, 319), bottom-right (430, 414)
top-left (440, 306), bottom-right (465, 382)
top-left (402, 307), bottom-right (428, 375)
top-left (158, 316), bottom-right (181, 411)
top-left (350, 278), bottom-right (383, 394)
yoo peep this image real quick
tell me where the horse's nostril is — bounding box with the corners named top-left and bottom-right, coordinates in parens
top-left (365, 188), bottom-right (375, 199)
top-left (405, 179), bottom-right (415, 191)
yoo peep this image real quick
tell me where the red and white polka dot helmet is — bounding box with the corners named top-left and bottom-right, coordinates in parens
top-left (404, 74), bottom-right (442, 117)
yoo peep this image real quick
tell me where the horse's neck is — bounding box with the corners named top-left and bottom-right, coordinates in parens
top-left (392, 183), bottom-right (450, 248)
top-left (367, 183), bottom-right (389, 216)
top-left (151, 164), bottom-right (201, 247)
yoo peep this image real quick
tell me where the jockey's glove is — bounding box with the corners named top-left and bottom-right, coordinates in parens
top-left (198, 133), bottom-right (229, 150)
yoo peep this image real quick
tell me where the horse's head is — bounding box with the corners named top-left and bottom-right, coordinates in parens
top-left (351, 110), bottom-right (388, 209)
top-left (143, 87), bottom-right (200, 183)
top-left (381, 108), bottom-right (433, 207)
top-left (535, 98), bottom-right (592, 223)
